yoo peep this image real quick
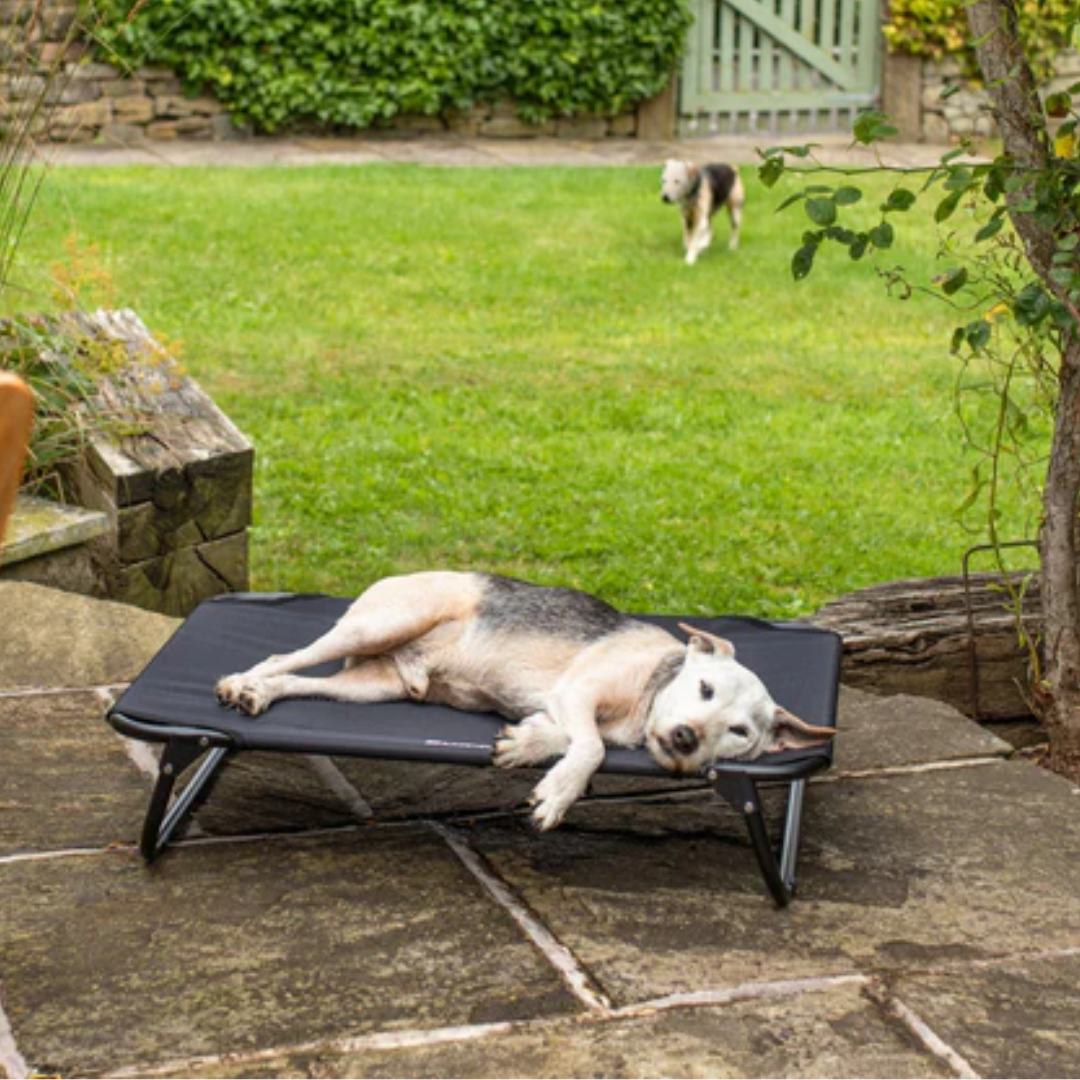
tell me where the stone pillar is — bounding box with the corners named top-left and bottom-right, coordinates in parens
top-left (637, 77), bottom-right (678, 141)
top-left (881, 50), bottom-right (923, 142)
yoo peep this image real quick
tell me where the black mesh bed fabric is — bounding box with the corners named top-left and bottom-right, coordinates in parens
top-left (109, 593), bottom-right (842, 779)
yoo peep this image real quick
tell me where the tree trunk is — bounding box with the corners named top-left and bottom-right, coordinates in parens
top-left (967, 0), bottom-right (1080, 777)
top-left (1040, 333), bottom-right (1080, 779)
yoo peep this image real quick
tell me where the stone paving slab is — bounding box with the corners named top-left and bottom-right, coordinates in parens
top-left (190, 752), bottom-right (361, 837)
top-left (465, 760), bottom-right (1080, 1004)
top-left (894, 952), bottom-right (1080, 1080)
top-left (833, 687), bottom-right (1011, 774)
top-left (0, 692), bottom-right (150, 854)
top-left (0, 582), bottom-right (178, 692)
top-left (46, 134), bottom-right (954, 171)
top-left (172, 982), bottom-right (948, 1079)
top-left (0, 830), bottom-right (580, 1078)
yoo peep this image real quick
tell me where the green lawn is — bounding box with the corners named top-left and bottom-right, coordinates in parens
top-left (12, 162), bottom-right (1045, 616)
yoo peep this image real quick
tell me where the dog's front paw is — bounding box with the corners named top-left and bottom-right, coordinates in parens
top-left (493, 727), bottom-right (527, 770)
top-left (527, 765), bottom-right (587, 831)
top-left (528, 789), bottom-right (571, 831)
top-left (493, 714), bottom-right (566, 770)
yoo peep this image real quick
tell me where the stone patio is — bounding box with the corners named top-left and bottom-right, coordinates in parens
top-left (2, 580), bottom-right (1080, 1078)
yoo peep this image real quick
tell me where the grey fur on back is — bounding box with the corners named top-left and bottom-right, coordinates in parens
top-left (476, 573), bottom-right (634, 641)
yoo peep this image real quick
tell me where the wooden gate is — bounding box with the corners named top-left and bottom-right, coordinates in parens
top-left (679, 0), bottom-right (882, 137)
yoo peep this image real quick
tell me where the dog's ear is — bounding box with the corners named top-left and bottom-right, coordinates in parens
top-left (678, 623), bottom-right (736, 658)
top-left (762, 705), bottom-right (835, 753)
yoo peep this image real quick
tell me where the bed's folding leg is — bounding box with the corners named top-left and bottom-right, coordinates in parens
top-left (709, 774), bottom-right (806, 908)
top-left (141, 740), bottom-right (229, 862)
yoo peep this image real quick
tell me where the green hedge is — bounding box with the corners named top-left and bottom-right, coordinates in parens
top-left (94, 0), bottom-right (691, 133)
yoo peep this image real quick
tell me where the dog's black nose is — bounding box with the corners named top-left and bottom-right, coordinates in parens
top-left (670, 724), bottom-right (698, 754)
top-left (661, 194), bottom-right (671, 203)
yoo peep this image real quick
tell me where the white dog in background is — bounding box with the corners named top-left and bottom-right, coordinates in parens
top-left (661, 160), bottom-right (745, 265)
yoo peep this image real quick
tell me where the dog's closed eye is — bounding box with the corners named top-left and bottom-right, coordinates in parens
top-left (729, 724), bottom-right (750, 739)
top-left (699, 680), bottom-right (714, 700)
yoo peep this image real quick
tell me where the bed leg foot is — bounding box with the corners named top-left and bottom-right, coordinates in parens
top-left (141, 741), bottom-right (229, 862)
top-left (710, 773), bottom-right (804, 908)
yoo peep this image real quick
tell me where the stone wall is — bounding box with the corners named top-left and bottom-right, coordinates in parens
top-left (883, 46), bottom-right (1080, 144)
top-left (921, 49), bottom-right (1080, 143)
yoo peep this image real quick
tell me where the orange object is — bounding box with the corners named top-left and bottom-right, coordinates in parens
top-left (0, 371), bottom-right (34, 564)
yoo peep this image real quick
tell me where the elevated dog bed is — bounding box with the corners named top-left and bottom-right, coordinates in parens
top-left (108, 593), bottom-right (842, 907)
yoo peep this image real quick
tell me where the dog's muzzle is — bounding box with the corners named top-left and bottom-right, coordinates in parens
top-left (661, 193), bottom-right (673, 203)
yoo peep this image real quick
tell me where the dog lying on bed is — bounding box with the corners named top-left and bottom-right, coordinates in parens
top-left (216, 572), bottom-right (831, 830)
top-left (661, 159), bottom-right (745, 265)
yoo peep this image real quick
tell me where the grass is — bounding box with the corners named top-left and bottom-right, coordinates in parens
top-left (10, 162), bottom-right (1046, 617)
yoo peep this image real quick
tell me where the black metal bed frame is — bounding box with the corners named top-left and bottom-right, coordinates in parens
top-left (109, 711), bottom-right (828, 908)
top-left (106, 594), bottom-right (841, 909)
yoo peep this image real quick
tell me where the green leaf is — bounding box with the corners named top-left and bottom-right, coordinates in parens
top-left (975, 215), bottom-right (1005, 242)
top-left (1046, 91), bottom-right (1072, 118)
top-left (805, 197), bottom-right (837, 226)
top-left (791, 241), bottom-right (818, 280)
top-left (937, 266), bottom-right (969, 295)
top-left (853, 109), bottom-right (898, 145)
top-left (965, 320), bottom-right (992, 351)
top-left (775, 191), bottom-right (808, 212)
top-left (1014, 283), bottom-right (1051, 326)
top-left (759, 156), bottom-right (785, 188)
top-left (869, 221), bottom-right (894, 249)
top-left (834, 186), bottom-right (863, 206)
top-left (935, 190), bottom-right (963, 222)
top-left (883, 188), bottom-right (916, 213)
top-left (849, 233), bottom-right (869, 260)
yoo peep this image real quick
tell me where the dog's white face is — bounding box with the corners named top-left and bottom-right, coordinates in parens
top-left (660, 159), bottom-right (695, 204)
top-left (644, 626), bottom-right (829, 773)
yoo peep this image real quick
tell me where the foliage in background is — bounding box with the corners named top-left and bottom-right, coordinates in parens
top-left (92, 0), bottom-right (691, 132)
top-left (759, 84), bottom-right (1079, 559)
top-left (882, 0), bottom-right (1074, 82)
top-left (0, 5), bottom-right (173, 498)
top-left (761, 0), bottom-right (1080, 774)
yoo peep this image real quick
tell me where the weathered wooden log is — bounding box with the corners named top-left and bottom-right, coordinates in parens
top-left (811, 572), bottom-right (1041, 721)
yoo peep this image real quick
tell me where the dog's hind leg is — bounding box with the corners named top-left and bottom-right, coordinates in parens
top-left (727, 201), bottom-right (742, 250)
top-left (727, 174), bottom-right (745, 250)
top-left (217, 573), bottom-right (476, 712)
top-left (222, 657), bottom-right (405, 717)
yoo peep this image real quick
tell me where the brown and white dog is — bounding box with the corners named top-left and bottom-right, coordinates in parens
top-left (216, 572), bottom-right (831, 830)
top-left (661, 159), bottom-right (745, 265)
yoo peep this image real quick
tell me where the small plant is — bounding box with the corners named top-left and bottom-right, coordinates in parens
top-left (0, 6), bottom-right (175, 499)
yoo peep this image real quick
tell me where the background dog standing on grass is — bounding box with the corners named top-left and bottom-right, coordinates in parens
top-left (661, 159), bottom-right (745, 265)
top-left (216, 571), bottom-right (832, 830)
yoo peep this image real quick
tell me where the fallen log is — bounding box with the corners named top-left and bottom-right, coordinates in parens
top-left (811, 571), bottom-right (1040, 721)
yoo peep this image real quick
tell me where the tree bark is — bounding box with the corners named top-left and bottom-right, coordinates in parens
top-left (1040, 333), bottom-right (1080, 778)
top-left (966, 0), bottom-right (1080, 777)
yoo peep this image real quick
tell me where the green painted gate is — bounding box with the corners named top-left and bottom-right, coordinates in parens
top-left (679, 0), bottom-right (882, 136)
